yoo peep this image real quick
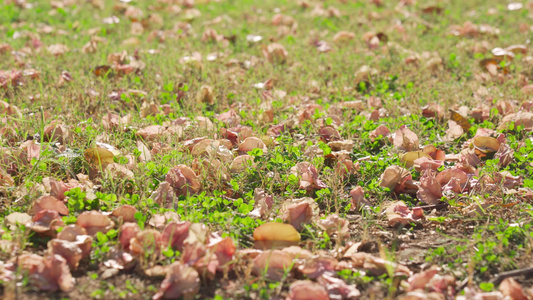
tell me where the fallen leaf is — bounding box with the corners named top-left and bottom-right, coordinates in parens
top-left (153, 261), bottom-right (200, 300)
top-left (287, 280), bottom-right (330, 300)
top-left (393, 125), bottom-right (419, 151)
top-left (252, 250), bottom-right (293, 280)
top-left (76, 211), bottom-right (114, 236)
top-left (253, 222), bottom-right (301, 249)
top-left (385, 201), bottom-right (424, 227)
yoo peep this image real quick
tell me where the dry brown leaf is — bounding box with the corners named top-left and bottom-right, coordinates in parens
top-left (252, 250), bottom-right (293, 281)
top-left (153, 261), bottom-right (200, 300)
top-left (417, 170), bottom-right (443, 204)
top-left (499, 277), bottom-right (528, 300)
top-left (76, 211), bottom-right (114, 236)
top-left (32, 196), bottom-right (69, 216)
top-left (316, 214), bottom-right (349, 238)
top-left (162, 221), bottom-right (191, 251)
top-left (350, 186), bottom-right (370, 210)
top-left (165, 165), bottom-right (201, 196)
top-left (281, 198), bottom-right (317, 231)
top-left (287, 280), bottom-right (330, 300)
top-left (385, 201), bottom-right (424, 227)
top-left (111, 205), bottom-right (137, 223)
top-left (393, 125), bottom-right (419, 151)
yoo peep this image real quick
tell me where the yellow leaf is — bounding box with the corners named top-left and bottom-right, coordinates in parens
top-left (84, 147), bottom-right (114, 167)
top-left (400, 151), bottom-right (431, 168)
top-left (449, 109), bottom-right (471, 131)
top-left (253, 222), bottom-right (300, 249)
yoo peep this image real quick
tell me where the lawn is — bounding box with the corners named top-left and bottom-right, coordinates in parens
top-left (1, 0), bottom-right (533, 299)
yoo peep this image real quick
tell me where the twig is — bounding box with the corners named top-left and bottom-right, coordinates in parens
top-left (491, 267), bottom-right (533, 285)
top-left (417, 203), bottom-right (449, 211)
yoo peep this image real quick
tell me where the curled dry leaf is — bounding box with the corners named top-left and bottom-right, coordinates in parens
top-left (317, 274), bottom-right (361, 300)
top-left (293, 162), bottom-right (328, 191)
top-left (287, 280), bottom-right (330, 300)
top-left (298, 256), bottom-right (338, 279)
top-left (162, 221), bottom-right (191, 251)
top-left (57, 225), bottom-right (92, 257)
top-left (316, 214), bottom-right (349, 238)
top-left (369, 125), bottom-right (391, 142)
top-left (333, 31), bottom-right (355, 44)
top-left (10, 254), bottom-right (75, 292)
top-left (194, 116), bottom-right (215, 132)
top-left (102, 113), bottom-right (131, 131)
top-left (229, 155), bottom-right (254, 173)
top-left (47, 44), bottom-right (69, 56)
top-left (119, 223), bottom-right (140, 250)
top-left (334, 158), bottom-right (357, 178)
top-left (192, 139), bottom-right (233, 163)
top-left (43, 120), bottom-right (69, 144)
top-left (422, 103), bottom-right (445, 119)
top-left (253, 222), bottom-right (301, 249)
top-left (4, 212), bottom-right (31, 230)
top-left (494, 142), bottom-right (514, 167)
top-left (459, 148), bottom-right (482, 167)
top-left (32, 195), bottom-right (69, 216)
top-left (47, 239), bottom-right (83, 270)
top-left (184, 223), bottom-right (210, 245)
top-left (129, 229), bottom-right (162, 256)
top-left (499, 277), bottom-right (528, 300)
top-left (181, 242), bottom-right (212, 275)
top-left (165, 165), bottom-right (201, 196)
top-left (238, 137), bottom-right (267, 154)
top-left (436, 168), bottom-right (469, 190)
top-left (407, 268), bottom-right (439, 291)
top-left (350, 186), bottom-right (370, 210)
top-left (393, 125), bottom-right (419, 151)
top-left (76, 211), bottom-right (114, 236)
top-left (252, 250), bottom-right (293, 281)
top-left (30, 210), bottom-right (65, 236)
top-left (379, 165), bottom-right (411, 193)
top-left (445, 120), bottom-right (464, 141)
top-left (413, 157), bottom-right (444, 175)
top-left (351, 252), bottom-right (411, 277)
top-left (111, 205), bottom-right (137, 223)
top-left (262, 43), bottom-right (288, 64)
top-left (421, 145), bottom-right (445, 161)
top-left (385, 201), bottom-right (424, 227)
top-left (249, 188), bottom-right (274, 219)
top-left (281, 198), bottom-right (317, 231)
top-left (498, 112), bottom-right (533, 131)
top-left (48, 178), bottom-right (75, 201)
top-left (192, 157), bottom-right (231, 183)
top-left (417, 170), bottom-right (443, 204)
top-left (328, 140), bottom-right (354, 152)
top-left (105, 163), bottom-right (134, 179)
top-left (153, 261), bottom-right (200, 300)
top-left (196, 85), bottom-right (215, 105)
top-left (20, 140), bottom-right (41, 163)
top-left (217, 109), bottom-right (241, 127)
top-left (151, 181), bottom-right (177, 207)
top-left (319, 126), bottom-right (341, 142)
top-left (0, 100), bottom-right (22, 117)
top-left (209, 236), bottom-right (236, 271)
top-left (136, 125), bottom-right (166, 141)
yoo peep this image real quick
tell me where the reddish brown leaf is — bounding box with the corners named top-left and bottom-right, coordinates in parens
top-left (76, 211), bottom-right (114, 236)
